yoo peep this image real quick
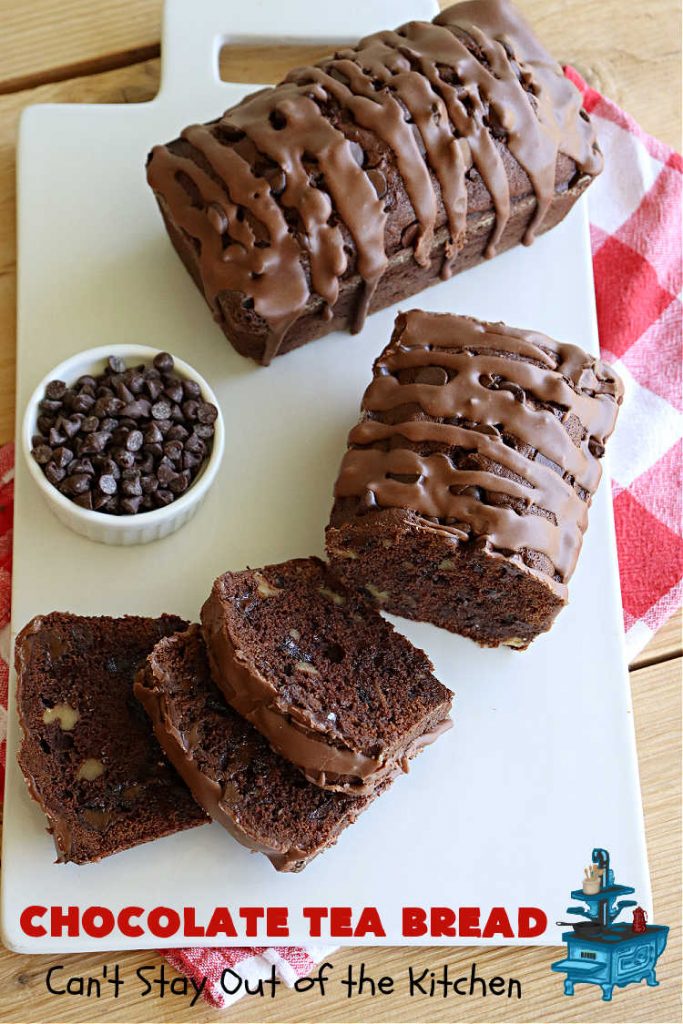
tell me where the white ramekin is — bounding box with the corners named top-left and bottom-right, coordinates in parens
top-left (22, 344), bottom-right (225, 546)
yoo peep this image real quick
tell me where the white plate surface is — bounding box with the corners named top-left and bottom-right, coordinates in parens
top-left (2, 0), bottom-right (649, 952)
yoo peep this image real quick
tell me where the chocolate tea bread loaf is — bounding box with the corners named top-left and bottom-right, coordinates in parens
top-left (147, 0), bottom-right (601, 364)
top-left (16, 613), bottom-right (208, 863)
top-left (201, 557), bottom-right (452, 794)
top-left (327, 310), bottom-right (623, 649)
top-left (135, 625), bottom-right (381, 871)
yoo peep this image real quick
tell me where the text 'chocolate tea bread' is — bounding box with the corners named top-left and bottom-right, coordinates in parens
top-left (200, 557), bottom-right (453, 794)
top-left (15, 613), bottom-right (208, 864)
top-left (327, 310), bottom-right (623, 649)
top-left (135, 625), bottom-right (382, 872)
top-left (147, 0), bottom-right (602, 364)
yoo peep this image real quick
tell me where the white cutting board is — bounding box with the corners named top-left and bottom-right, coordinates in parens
top-left (2, 0), bottom-right (650, 953)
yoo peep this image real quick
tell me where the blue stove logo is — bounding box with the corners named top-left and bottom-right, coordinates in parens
top-left (551, 848), bottom-right (669, 1002)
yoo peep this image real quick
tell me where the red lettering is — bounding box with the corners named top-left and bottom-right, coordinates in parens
top-left (82, 906), bottom-right (114, 938)
top-left (206, 907), bottom-right (237, 938)
top-left (20, 906), bottom-right (46, 938)
top-left (402, 907), bottom-right (427, 937)
top-left (459, 907), bottom-right (481, 938)
top-left (267, 907), bottom-right (289, 938)
top-left (239, 907), bottom-right (264, 937)
top-left (303, 907), bottom-right (328, 937)
top-left (518, 907), bottom-right (547, 938)
top-left (330, 908), bottom-right (353, 937)
top-left (355, 906), bottom-right (386, 938)
top-left (431, 907), bottom-right (456, 937)
top-left (119, 907), bottom-right (144, 938)
top-left (148, 907), bottom-right (180, 938)
top-left (182, 907), bottom-right (205, 938)
top-left (50, 906), bottom-right (79, 937)
top-left (482, 907), bottom-right (514, 939)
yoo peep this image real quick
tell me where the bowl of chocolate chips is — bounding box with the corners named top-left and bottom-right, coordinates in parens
top-left (23, 345), bottom-right (224, 545)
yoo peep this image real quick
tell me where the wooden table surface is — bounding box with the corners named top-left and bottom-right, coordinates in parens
top-left (0, 2), bottom-right (680, 1022)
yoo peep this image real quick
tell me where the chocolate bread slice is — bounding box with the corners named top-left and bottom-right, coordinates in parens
top-left (200, 557), bottom-right (452, 794)
top-left (327, 310), bottom-right (623, 649)
top-left (147, 0), bottom-right (601, 364)
top-left (16, 613), bottom-right (208, 864)
top-left (134, 625), bottom-right (380, 871)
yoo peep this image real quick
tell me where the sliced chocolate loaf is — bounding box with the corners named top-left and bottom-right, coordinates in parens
top-left (327, 310), bottom-right (623, 649)
top-left (135, 625), bottom-right (380, 871)
top-left (16, 613), bottom-right (208, 864)
top-left (200, 557), bottom-right (452, 794)
top-left (147, 0), bottom-right (601, 364)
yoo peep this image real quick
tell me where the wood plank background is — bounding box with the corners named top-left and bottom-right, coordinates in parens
top-left (0, 2), bottom-right (680, 1021)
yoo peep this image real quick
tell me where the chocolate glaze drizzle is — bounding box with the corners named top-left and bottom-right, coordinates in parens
top-left (148, 0), bottom-right (601, 363)
top-left (335, 311), bottom-right (623, 596)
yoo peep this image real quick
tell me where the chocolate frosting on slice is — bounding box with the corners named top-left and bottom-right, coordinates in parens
top-left (201, 589), bottom-right (452, 796)
top-left (134, 626), bottom-right (378, 872)
top-left (334, 310), bottom-right (623, 596)
top-left (147, 0), bottom-right (601, 363)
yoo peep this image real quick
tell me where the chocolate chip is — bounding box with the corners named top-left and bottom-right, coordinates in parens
top-left (125, 430), bottom-right (144, 452)
top-left (121, 496), bottom-right (143, 515)
top-left (108, 356), bottom-right (126, 374)
top-left (168, 471), bottom-right (189, 495)
top-left (97, 474), bottom-right (118, 495)
top-left (153, 352), bottom-right (174, 374)
top-left (62, 473), bottom-right (91, 496)
top-left (157, 461), bottom-right (176, 485)
top-left (52, 446), bottom-right (74, 469)
top-left (31, 445), bottom-right (53, 465)
top-left (146, 377), bottom-right (164, 401)
top-left (112, 448), bottom-right (135, 469)
top-left (73, 492), bottom-right (94, 511)
top-left (121, 399), bottom-right (151, 419)
top-left (39, 397), bottom-right (63, 413)
top-left (163, 440), bottom-right (183, 463)
top-left (48, 427), bottom-right (65, 447)
top-left (167, 424), bottom-right (188, 442)
top-left (182, 451), bottom-right (201, 471)
top-left (144, 422), bottom-right (163, 445)
top-left (164, 381), bottom-right (184, 404)
top-left (197, 402), bottom-right (217, 425)
top-left (151, 400), bottom-right (172, 420)
top-left (81, 431), bottom-right (111, 454)
top-left (141, 475), bottom-right (159, 494)
top-left (182, 380), bottom-right (201, 400)
top-left (70, 458), bottom-right (94, 475)
top-left (415, 366), bottom-right (448, 386)
top-left (182, 400), bottom-right (199, 422)
top-left (60, 415), bottom-right (84, 439)
top-left (45, 462), bottom-right (66, 485)
top-left (71, 393), bottom-right (95, 414)
top-left (194, 423), bottom-right (215, 440)
top-left (79, 416), bottom-right (99, 433)
top-left (45, 380), bottom-right (67, 400)
top-left (154, 489), bottom-right (174, 507)
top-left (37, 415), bottom-right (54, 434)
top-left (185, 433), bottom-right (205, 455)
top-left (121, 476), bottom-right (142, 498)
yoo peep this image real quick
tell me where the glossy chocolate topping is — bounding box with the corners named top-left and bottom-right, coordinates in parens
top-left (147, 0), bottom-right (601, 362)
top-left (201, 589), bottom-right (452, 795)
top-left (335, 310), bottom-right (622, 595)
top-left (134, 626), bottom-right (376, 872)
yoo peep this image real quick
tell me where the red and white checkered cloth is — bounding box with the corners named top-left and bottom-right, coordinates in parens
top-left (0, 69), bottom-right (680, 1007)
